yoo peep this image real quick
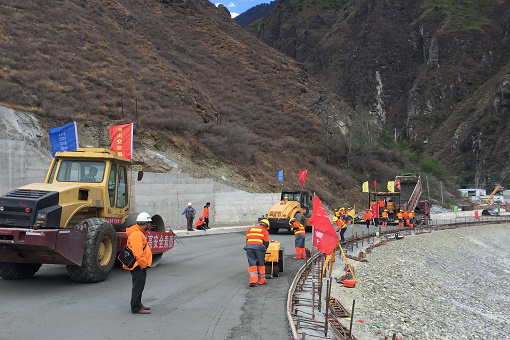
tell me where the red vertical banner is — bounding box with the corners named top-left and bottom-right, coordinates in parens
top-left (474, 210), bottom-right (479, 220)
top-left (373, 181), bottom-right (377, 190)
top-left (310, 194), bottom-right (338, 255)
top-left (396, 179), bottom-right (401, 190)
top-left (109, 123), bottom-right (134, 160)
top-left (299, 170), bottom-right (308, 185)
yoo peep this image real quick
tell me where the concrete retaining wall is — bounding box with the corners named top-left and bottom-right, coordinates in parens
top-left (0, 106), bottom-right (279, 227)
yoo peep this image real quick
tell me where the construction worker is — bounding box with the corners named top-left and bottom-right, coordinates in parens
top-left (334, 216), bottom-right (347, 244)
top-left (381, 209), bottom-right (389, 226)
top-left (403, 210), bottom-right (410, 227)
top-left (378, 198), bottom-right (385, 209)
top-left (244, 219), bottom-right (270, 287)
top-left (290, 218), bottom-right (306, 259)
top-left (124, 212), bottom-right (153, 314)
top-left (363, 208), bottom-right (373, 229)
top-left (195, 216), bottom-right (207, 230)
top-left (408, 210), bottom-right (416, 227)
top-left (345, 208), bottom-right (353, 225)
top-left (334, 209), bottom-right (339, 218)
top-left (397, 209), bottom-right (404, 228)
top-left (203, 202), bottom-right (211, 229)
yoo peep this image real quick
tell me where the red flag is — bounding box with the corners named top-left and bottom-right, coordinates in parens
top-left (310, 194), bottom-right (338, 255)
top-left (373, 181), bottom-right (377, 190)
top-left (299, 170), bottom-right (308, 185)
top-left (109, 123), bottom-right (134, 160)
top-left (474, 210), bottom-right (479, 220)
top-left (396, 179), bottom-right (401, 190)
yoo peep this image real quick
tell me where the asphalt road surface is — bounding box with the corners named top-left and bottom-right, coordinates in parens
top-left (0, 231), bottom-right (311, 340)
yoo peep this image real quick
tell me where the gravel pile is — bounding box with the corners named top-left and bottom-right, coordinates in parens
top-left (331, 224), bottom-right (510, 339)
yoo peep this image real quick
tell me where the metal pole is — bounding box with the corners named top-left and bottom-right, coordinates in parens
top-left (312, 280), bottom-right (315, 320)
top-left (440, 181), bottom-right (444, 204)
top-left (324, 277), bottom-right (332, 337)
top-left (349, 299), bottom-right (355, 338)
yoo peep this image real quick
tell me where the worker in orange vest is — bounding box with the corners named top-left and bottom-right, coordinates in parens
top-left (244, 219), bottom-right (270, 287)
top-left (195, 216), bottom-right (207, 230)
top-left (403, 210), bottom-right (410, 227)
top-left (363, 208), bottom-right (373, 229)
top-left (334, 216), bottom-right (347, 244)
top-left (408, 210), bottom-right (416, 227)
top-left (345, 208), bottom-right (353, 225)
top-left (290, 218), bottom-right (306, 259)
top-left (381, 209), bottom-right (389, 226)
top-left (397, 209), bottom-right (404, 228)
top-left (203, 202), bottom-right (211, 230)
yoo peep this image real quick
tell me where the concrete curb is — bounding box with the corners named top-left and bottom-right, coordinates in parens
top-left (168, 226), bottom-right (249, 237)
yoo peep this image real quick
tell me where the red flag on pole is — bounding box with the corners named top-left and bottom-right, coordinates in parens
top-left (373, 181), bottom-right (377, 190)
top-left (396, 179), bottom-right (401, 190)
top-left (299, 170), bottom-right (308, 185)
top-left (474, 210), bottom-right (479, 220)
top-left (109, 123), bottom-right (134, 160)
top-left (310, 194), bottom-right (338, 255)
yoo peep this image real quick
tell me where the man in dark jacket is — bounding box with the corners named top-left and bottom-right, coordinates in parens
top-left (182, 202), bottom-right (196, 231)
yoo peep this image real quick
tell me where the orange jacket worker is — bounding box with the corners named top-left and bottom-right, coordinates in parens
top-left (244, 219), bottom-right (270, 287)
top-left (203, 202), bottom-right (211, 229)
top-left (290, 218), bottom-right (306, 259)
top-left (363, 208), bottom-right (373, 229)
top-left (125, 212), bottom-right (153, 314)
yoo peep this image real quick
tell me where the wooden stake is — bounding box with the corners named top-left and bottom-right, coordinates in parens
top-left (349, 299), bottom-right (355, 338)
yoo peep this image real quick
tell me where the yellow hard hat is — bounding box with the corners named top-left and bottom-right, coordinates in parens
top-left (259, 219), bottom-right (270, 228)
top-left (333, 217), bottom-right (338, 222)
top-left (289, 218), bottom-right (296, 225)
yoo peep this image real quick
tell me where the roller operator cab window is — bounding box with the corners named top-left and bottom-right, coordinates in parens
top-left (56, 160), bottom-right (106, 183)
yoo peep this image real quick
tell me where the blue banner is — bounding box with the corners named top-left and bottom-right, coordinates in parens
top-left (49, 122), bottom-right (79, 156)
top-left (277, 170), bottom-right (283, 183)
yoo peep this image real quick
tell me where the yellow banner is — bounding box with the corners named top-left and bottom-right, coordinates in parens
top-left (387, 181), bottom-right (395, 193)
top-left (362, 181), bottom-right (369, 192)
top-left (348, 209), bottom-right (355, 218)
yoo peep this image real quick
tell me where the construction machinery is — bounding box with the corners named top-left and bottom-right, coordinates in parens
top-left (479, 170), bottom-right (510, 206)
top-left (0, 148), bottom-right (174, 282)
top-left (368, 174), bottom-right (430, 223)
top-left (260, 190), bottom-right (313, 234)
top-left (265, 240), bottom-right (284, 278)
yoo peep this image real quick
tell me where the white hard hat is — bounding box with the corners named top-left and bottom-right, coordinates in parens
top-left (188, 202), bottom-right (192, 206)
top-left (136, 212), bottom-right (152, 223)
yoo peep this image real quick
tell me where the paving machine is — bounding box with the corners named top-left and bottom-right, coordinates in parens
top-left (260, 190), bottom-right (313, 234)
top-left (0, 148), bottom-right (175, 282)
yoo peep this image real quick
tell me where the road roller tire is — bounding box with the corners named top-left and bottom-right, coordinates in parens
top-left (0, 263), bottom-right (42, 280)
top-left (67, 218), bottom-right (117, 283)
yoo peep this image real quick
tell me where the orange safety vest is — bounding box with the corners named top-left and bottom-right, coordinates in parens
top-left (203, 206), bottom-right (209, 218)
top-left (246, 226), bottom-right (269, 245)
top-left (382, 211), bottom-right (389, 218)
top-left (379, 200), bottom-right (385, 208)
top-left (292, 221), bottom-right (305, 235)
top-left (408, 211), bottom-right (415, 218)
top-left (195, 218), bottom-right (205, 229)
top-left (336, 218), bottom-right (346, 229)
top-left (397, 212), bottom-right (403, 219)
top-left (124, 225), bottom-right (153, 270)
top-left (362, 211), bottom-right (373, 220)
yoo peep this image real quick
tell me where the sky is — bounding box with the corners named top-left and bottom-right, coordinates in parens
top-left (211, 0), bottom-right (273, 18)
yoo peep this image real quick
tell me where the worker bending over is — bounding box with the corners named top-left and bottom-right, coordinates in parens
top-left (290, 218), bottom-right (306, 259)
top-left (244, 219), bottom-right (270, 287)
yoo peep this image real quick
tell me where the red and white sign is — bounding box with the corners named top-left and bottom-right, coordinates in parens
top-left (105, 217), bottom-right (123, 225)
top-left (147, 232), bottom-right (175, 252)
top-left (109, 123), bottom-right (134, 160)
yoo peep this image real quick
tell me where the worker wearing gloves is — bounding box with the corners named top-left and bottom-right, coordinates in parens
top-left (290, 218), bottom-right (306, 259)
top-left (124, 212), bottom-right (153, 314)
top-left (244, 219), bottom-right (270, 287)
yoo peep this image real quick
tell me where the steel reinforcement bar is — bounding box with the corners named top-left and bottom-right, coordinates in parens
top-left (287, 216), bottom-right (510, 339)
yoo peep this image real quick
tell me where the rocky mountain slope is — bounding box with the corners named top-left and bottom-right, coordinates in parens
top-left (248, 0), bottom-right (510, 187)
top-left (0, 0), bottom-right (384, 206)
